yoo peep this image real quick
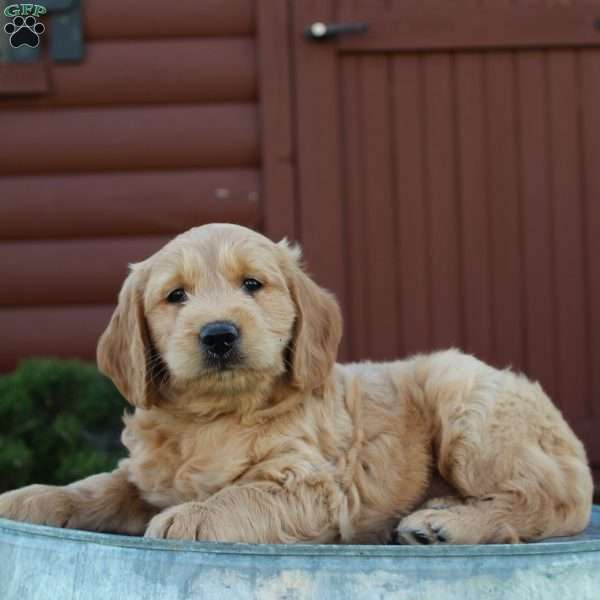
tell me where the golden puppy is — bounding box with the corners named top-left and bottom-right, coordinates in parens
top-left (0, 224), bottom-right (593, 545)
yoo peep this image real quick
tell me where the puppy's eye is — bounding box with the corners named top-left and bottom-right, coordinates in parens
top-left (242, 278), bottom-right (263, 294)
top-left (166, 288), bottom-right (187, 304)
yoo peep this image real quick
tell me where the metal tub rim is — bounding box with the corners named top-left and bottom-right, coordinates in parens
top-left (2, 504), bottom-right (600, 559)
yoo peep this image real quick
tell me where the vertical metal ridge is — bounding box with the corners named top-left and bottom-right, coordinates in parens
top-left (419, 54), bottom-right (434, 349)
top-left (482, 53), bottom-right (497, 362)
top-left (356, 57), bottom-right (371, 356)
top-left (387, 53), bottom-right (404, 357)
top-left (513, 50), bottom-right (528, 375)
top-left (451, 52), bottom-right (467, 353)
top-left (544, 50), bottom-right (560, 406)
top-left (575, 49), bottom-right (593, 419)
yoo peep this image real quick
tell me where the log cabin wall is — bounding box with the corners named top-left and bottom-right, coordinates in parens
top-left (1, 0), bottom-right (599, 486)
top-left (0, 0), bottom-right (262, 371)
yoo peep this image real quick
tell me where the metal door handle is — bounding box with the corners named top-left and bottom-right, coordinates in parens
top-left (305, 22), bottom-right (368, 41)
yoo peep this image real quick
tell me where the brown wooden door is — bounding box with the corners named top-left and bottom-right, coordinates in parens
top-left (291, 1), bottom-right (600, 476)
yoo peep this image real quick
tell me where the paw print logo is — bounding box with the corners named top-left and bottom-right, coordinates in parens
top-left (4, 15), bottom-right (45, 48)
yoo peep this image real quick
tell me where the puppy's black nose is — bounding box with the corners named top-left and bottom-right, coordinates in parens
top-left (200, 321), bottom-right (239, 357)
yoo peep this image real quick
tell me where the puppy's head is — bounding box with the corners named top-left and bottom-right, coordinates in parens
top-left (97, 224), bottom-right (342, 410)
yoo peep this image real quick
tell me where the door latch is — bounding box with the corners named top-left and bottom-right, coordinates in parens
top-left (305, 22), bottom-right (369, 41)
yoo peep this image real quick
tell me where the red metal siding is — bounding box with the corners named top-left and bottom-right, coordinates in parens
top-left (289, 0), bottom-right (600, 475)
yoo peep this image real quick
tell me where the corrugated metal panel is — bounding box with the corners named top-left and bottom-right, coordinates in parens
top-left (581, 50), bottom-right (600, 427)
top-left (335, 48), bottom-right (599, 416)
top-left (292, 0), bottom-right (600, 471)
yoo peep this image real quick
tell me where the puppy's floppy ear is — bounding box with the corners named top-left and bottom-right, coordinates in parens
top-left (97, 264), bottom-right (161, 409)
top-left (279, 241), bottom-right (343, 394)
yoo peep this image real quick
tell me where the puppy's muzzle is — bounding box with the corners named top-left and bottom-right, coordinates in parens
top-left (199, 321), bottom-right (240, 362)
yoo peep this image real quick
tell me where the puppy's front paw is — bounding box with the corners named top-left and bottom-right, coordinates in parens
top-left (0, 485), bottom-right (76, 528)
top-left (145, 502), bottom-right (209, 541)
top-left (394, 509), bottom-right (454, 545)
top-left (394, 506), bottom-right (520, 545)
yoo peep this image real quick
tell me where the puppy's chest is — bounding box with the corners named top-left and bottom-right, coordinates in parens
top-left (124, 419), bottom-right (255, 509)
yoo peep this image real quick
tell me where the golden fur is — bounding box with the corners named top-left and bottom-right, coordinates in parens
top-left (0, 224), bottom-right (593, 545)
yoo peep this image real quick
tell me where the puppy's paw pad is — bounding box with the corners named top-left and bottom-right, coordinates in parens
top-left (394, 509), bottom-right (456, 545)
top-left (394, 525), bottom-right (449, 545)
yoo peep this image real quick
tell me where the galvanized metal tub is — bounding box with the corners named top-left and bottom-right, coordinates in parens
top-left (1, 506), bottom-right (599, 600)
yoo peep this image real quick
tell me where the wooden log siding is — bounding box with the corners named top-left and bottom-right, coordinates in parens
top-left (0, 39), bottom-right (258, 108)
top-left (0, 238), bottom-right (169, 306)
top-left (0, 105), bottom-right (259, 174)
top-left (84, 0), bottom-right (255, 40)
top-left (0, 170), bottom-right (259, 239)
top-left (0, 0), bottom-right (261, 371)
top-left (0, 306), bottom-right (115, 369)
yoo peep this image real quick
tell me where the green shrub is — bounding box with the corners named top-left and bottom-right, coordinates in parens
top-left (0, 359), bottom-right (128, 493)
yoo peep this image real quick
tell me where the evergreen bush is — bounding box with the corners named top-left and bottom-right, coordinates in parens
top-left (0, 359), bottom-right (127, 493)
